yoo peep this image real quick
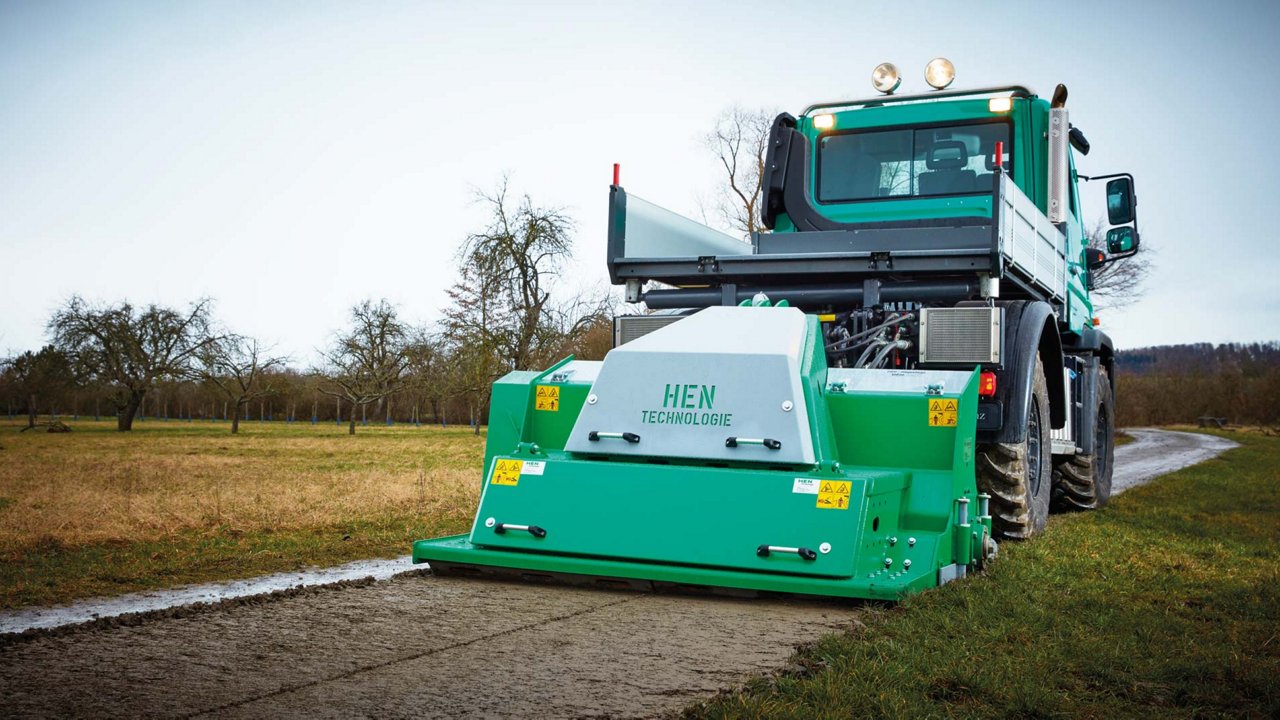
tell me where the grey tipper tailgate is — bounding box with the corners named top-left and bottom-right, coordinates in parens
top-left (565, 306), bottom-right (815, 465)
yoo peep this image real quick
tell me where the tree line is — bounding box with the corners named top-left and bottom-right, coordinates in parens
top-left (1115, 342), bottom-right (1280, 427)
top-left (2, 182), bottom-right (613, 435)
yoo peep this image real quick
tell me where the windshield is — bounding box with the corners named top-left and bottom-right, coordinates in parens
top-left (817, 122), bottom-right (1011, 203)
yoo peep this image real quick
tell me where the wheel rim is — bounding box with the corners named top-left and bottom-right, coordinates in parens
top-left (1027, 400), bottom-right (1043, 496)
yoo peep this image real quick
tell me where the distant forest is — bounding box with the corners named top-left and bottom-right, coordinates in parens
top-left (6, 337), bottom-right (1277, 431)
top-left (1115, 342), bottom-right (1280, 426)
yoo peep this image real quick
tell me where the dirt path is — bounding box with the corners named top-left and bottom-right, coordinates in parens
top-left (1110, 427), bottom-right (1238, 495)
top-left (0, 429), bottom-right (1237, 719)
top-left (0, 580), bottom-right (859, 719)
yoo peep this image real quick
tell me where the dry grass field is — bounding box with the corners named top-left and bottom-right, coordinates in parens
top-left (0, 419), bottom-right (485, 609)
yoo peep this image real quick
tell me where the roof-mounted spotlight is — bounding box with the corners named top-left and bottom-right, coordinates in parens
top-left (924, 57), bottom-right (955, 90)
top-left (871, 62), bottom-right (901, 94)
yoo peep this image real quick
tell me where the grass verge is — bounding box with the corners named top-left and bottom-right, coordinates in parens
top-left (0, 514), bottom-right (461, 610)
top-left (0, 419), bottom-right (483, 609)
top-left (686, 430), bottom-right (1279, 719)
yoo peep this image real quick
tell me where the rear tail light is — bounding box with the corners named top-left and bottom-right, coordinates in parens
top-left (979, 371), bottom-right (998, 397)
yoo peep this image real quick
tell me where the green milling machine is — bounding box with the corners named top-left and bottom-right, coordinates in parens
top-left (414, 60), bottom-right (1143, 600)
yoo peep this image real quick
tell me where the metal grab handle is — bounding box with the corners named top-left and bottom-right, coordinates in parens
top-left (726, 437), bottom-right (782, 450)
top-left (588, 431), bottom-right (641, 444)
top-left (757, 544), bottom-right (817, 561)
top-left (494, 523), bottom-right (547, 538)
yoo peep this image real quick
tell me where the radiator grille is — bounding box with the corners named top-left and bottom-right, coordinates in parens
top-left (919, 308), bottom-right (1002, 364)
top-left (613, 315), bottom-right (686, 346)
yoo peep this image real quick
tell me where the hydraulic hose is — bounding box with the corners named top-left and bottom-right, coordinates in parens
top-left (869, 339), bottom-right (911, 369)
top-left (826, 313), bottom-right (914, 352)
top-left (855, 340), bottom-right (889, 368)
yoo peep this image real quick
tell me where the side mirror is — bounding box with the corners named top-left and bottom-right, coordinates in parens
top-left (1106, 226), bottom-right (1138, 254)
top-left (1106, 177), bottom-right (1136, 225)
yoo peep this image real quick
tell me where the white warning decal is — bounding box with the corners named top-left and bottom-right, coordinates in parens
top-left (792, 478), bottom-right (819, 494)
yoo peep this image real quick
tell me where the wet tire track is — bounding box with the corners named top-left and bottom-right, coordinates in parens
top-left (185, 594), bottom-right (640, 718)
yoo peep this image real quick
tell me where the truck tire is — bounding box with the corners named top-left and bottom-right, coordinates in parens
top-left (1051, 368), bottom-right (1114, 511)
top-left (976, 356), bottom-right (1052, 539)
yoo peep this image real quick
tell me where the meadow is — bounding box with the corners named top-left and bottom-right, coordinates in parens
top-left (0, 419), bottom-right (484, 609)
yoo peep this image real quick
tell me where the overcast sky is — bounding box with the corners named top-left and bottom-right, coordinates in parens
top-left (3, 0), bottom-right (1278, 363)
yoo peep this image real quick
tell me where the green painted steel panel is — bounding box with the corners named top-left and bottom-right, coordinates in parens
top-left (803, 195), bottom-right (996, 226)
top-left (826, 372), bottom-right (978, 536)
top-left (413, 534), bottom-right (939, 600)
top-left (528, 382), bottom-right (589, 450)
top-left (416, 314), bottom-right (992, 600)
top-left (803, 98), bottom-right (1011, 132)
top-left (482, 371), bottom-right (540, 478)
top-left (799, 316), bottom-right (838, 465)
top-left (829, 393), bottom-right (957, 470)
top-left (468, 455), bottom-right (904, 579)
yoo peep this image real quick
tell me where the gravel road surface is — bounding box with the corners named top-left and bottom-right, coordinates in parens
top-left (1109, 428), bottom-right (1237, 495)
top-left (0, 428), bottom-right (1238, 719)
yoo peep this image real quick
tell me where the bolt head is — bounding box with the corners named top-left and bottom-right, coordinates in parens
top-left (781, 400), bottom-right (793, 412)
top-left (484, 517), bottom-right (496, 528)
top-left (903, 559), bottom-right (912, 569)
top-left (819, 542), bottom-right (832, 554)
top-left (587, 394), bottom-right (598, 405)
top-left (908, 537), bottom-right (916, 546)
top-left (884, 557), bottom-right (893, 567)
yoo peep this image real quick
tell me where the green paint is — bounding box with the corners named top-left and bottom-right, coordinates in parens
top-left (646, 382), bottom-right (729, 426)
top-left (640, 409), bottom-right (733, 427)
top-left (414, 316), bottom-right (991, 600)
top-left (661, 383), bottom-right (717, 409)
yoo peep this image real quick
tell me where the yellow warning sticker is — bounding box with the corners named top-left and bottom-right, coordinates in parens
top-left (490, 458), bottom-right (523, 486)
top-left (928, 398), bottom-right (959, 427)
top-left (534, 385), bottom-right (560, 412)
top-left (816, 480), bottom-right (852, 510)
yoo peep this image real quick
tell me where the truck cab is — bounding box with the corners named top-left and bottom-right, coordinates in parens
top-left (771, 87), bottom-right (1094, 336)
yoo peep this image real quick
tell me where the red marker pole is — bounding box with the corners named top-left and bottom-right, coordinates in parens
top-left (612, 163), bottom-right (620, 186)
top-left (994, 141), bottom-right (1004, 171)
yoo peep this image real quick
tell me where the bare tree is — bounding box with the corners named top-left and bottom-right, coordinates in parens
top-left (402, 330), bottom-right (450, 425)
top-left (440, 178), bottom-right (592, 427)
top-left (447, 177), bottom-right (576, 373)
top-left (1086, 220), bottom-right (1154, 310)
top-left (196, 335), bottom-right (287, 434)
top-left (449, 335), bottom-right (502, 435)
top-left (317, 299), bottom-right (411, 436)
top-left (440, 178), bottom-right (608, 432)
top-left (704, 106), bottom-right (778, 238)
top-left (440, 256), bottom-right (503, 434)
top-left (48, 297), bottom-right (214, 431)
top-left (544, 288), bottom-right (616, 361)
